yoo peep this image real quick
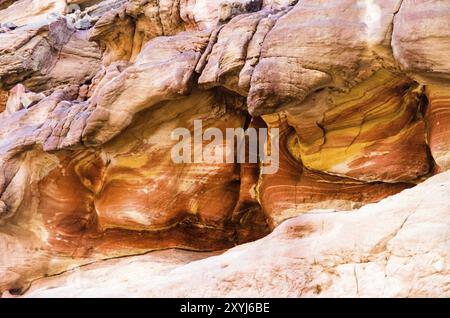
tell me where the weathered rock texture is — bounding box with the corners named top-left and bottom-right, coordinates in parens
top-left (0, 0), bottom-right (66, 27)
top-left (0, 18), bottom-right (101, 91)
top-left (10, 170), bottom-right (450, 298)
top-left (0, 0), bottom-right (449, 297)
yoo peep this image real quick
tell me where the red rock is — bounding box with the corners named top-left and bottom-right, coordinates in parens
top-left (258, 117), bottom-right (412, 226)
top-left (17, 171), bottom-right (450, 298)
top-left (426, 85), bottom-right (450, 171)
top-left (285, 70), bottom-right (431, 182)
top-left (0, 90), bottom-right (269, 291)
top-left (0, 0), bottom-right (449, 298)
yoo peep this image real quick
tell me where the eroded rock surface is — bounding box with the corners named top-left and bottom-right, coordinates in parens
top-left (0, 0), bottom-right (449, 297)
top-left (15, 171), bottom-right (450, 298)
top-left (0, 0), bottom-right (66, 27)
top-left (0, 18), bottom-right (101, 91)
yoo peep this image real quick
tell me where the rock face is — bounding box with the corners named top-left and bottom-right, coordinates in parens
top-left (392, 0), bottom-right (450, 171)
top-left (0, 89), bottom-right (7, 112)
top-left (12, 170), bottom-right (450, 298)
top-left (0, 18), bottom-right (101, 91)
top-left (0, 0), bottom-right (66, 27)
top-left (0, 0), bottom-right (449, 297)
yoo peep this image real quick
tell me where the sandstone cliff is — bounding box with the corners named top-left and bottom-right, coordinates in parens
top-left (0, 0), bottom-right (448, 297)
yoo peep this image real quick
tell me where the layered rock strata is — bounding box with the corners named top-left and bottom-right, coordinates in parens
top-left (0, 0), bottom-right (449, 296)
top-left (13, 170), bottom-right (450, 298)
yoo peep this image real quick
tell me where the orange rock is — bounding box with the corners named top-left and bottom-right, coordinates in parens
top-left (426, 85), bottom-right (450, 171)
top-left (31, 91), bottom-right (270, 258)
top-left (20, 169), bottom-right (450, 298)
top-left (0, 89), bottom-right (7, 113)
top-left (285, 70), bottom-right (431, 182)
top-left (259, 117), bottom-right (413, 226)
top-left (1, 0), bottom-right (450, 297)
top-left (248, 0), bottom-right (403, 116)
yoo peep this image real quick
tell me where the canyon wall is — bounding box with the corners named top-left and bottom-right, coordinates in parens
top-left (0, 0), bottom-right (448, 297)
